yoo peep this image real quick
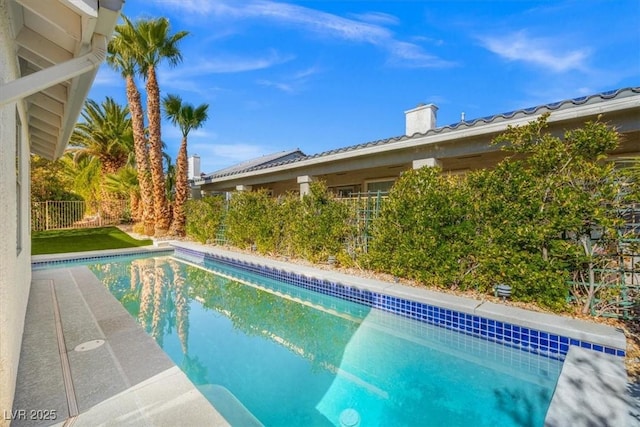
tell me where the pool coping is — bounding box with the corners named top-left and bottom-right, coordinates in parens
top-left (170, 242), bottom-right (627, 356)
top-left (29, 243), bottom-right (637, 426)
top-left (169, 242), bottom-right (636, 426)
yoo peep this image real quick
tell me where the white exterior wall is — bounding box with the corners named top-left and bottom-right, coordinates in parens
top-left (0, 7), bottom-right (32, 424)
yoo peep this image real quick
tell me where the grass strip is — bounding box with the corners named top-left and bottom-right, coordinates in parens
top-left (32, 226), bottom-right (152, 255)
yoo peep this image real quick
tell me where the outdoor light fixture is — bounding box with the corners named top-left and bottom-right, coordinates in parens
top-left (494, 284), bottom-right (512, 300)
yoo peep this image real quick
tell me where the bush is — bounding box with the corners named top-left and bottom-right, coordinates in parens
top-left (185, 196), bottom-right (226, 244)
top-left (286, 182), bottom-right (353, 263)
top-left (366, 167), bottom-right (476, 288)
top-left (225, 190), bottom-right (279, 252)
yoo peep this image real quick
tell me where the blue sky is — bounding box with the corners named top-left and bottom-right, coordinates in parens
top-left (89, 0), bottom-right (640, 174)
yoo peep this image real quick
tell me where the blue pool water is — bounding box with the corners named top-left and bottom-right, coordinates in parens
top-left (82, 253), bottom-right (561, 426)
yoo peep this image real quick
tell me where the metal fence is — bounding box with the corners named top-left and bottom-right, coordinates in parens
top-left (31, 200), bottom-right (130, 231)
top-left (339, 191), bottom-right (388, 253)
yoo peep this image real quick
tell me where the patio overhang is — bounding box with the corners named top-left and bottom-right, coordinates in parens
top-left (0, 0), bottom-right (124, 160)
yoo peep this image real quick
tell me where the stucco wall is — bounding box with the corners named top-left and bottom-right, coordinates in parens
top-left (0, 4), bottom-right (32, 424)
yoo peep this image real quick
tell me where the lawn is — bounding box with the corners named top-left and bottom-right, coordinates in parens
top-left (32, 226), bottom-right (153, 255)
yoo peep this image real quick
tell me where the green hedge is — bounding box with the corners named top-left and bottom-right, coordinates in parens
top-left (186, 183), bottom-right (353, 263)
top-left (367, 114), bottom-right (624, 311)
top-left (185, 116), bottom-right (630, 312)
top-left (185, 196), bottom-right (226, 243)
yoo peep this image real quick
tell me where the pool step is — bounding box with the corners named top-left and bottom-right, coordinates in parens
top-left (198, 384), bottom-right (264, 427)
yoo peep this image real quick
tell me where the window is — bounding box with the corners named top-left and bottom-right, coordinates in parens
top-left (16, 110), bottom-right (22, 254)
top-left (365, 179), bottom-right (395, 193)
top-left (333, 186), bottom-right (356, 198)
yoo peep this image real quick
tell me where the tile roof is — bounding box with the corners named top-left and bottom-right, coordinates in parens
top-left (202, 149), bottom-right (306, 178)
top-left (199, 87), bottom-right (639, 181)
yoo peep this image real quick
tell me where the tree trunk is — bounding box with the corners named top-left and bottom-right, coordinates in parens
top-left (125, 75), bottom-right (155, 235)
top-left (581, 234), bottom-right (597, 315)
top-left (170, 136), bottom-right (188, 236)
top-left (146, 66), bottom-right (171, 235)
top-left (130, 191), bottom-right (140, 222)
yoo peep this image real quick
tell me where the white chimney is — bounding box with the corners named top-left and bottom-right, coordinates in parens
top-left (188, 155), bottom-right (201, 180)
top-left (405, 103), bottom-right (438, 136)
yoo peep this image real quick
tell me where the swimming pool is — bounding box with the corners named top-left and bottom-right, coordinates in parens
top-left (75, 250), bottom-right (563, 427)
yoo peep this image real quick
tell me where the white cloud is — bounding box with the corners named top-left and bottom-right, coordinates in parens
top-left (479, 30), bottom-right (589, 72)
top-left (166, 49), bottom-right (294, 76)
top-left (349, 11), bottom-right (400, 26)
top-left (92, 67), bottom-right (123, 87)
top-left (257, 65), bottom-right (324, 94)
top-left (388, 41), bottom-right (454, 68)
top-left (257, 79), bottom-right (295, 93)
top-left (156, 0), bottom-right (452, 69)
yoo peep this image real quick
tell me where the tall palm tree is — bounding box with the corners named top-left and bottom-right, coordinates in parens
top-left (108, 16), bottom-right (155, 235)
top-left (134, 17), bottom-right (189, 235)
top-left (163, 94), bottom-right (209, 236)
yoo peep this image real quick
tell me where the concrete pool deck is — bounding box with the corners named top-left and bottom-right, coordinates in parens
top-left (13, 250), bottom-right (229, 426)
top-left (15, 244), bottom-right (639, 426)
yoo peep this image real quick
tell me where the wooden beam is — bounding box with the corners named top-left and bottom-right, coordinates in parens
top-left (30, 105), bottom-right (62, 128)
top-left (30, 117), bottom-right (59, 137)
top-left (27, 93), bottom-right (64, 117)
top-left (16, 27), bottom-right (73, 65)
top-left (16, 0), bottom-right (82, 41)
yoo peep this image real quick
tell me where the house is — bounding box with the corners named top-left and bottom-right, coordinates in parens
top-left (194, 88), bottom-right (640, 197)
top-left (0, 0), bottom-right (124, 420)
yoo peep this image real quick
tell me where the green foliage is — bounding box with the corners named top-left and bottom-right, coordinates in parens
top-left (31, 155), bottom-right (83, 202)
top-left (225, 190), bottom-right (279, 252)
top-left (368, 114), bottom-right (625, 311)
top-left (366, 167), bottom-right (476, 287)
top-left (185, 196), bottom-right (227, 244)
top-left (183, 116), bottom-right (629, 313)
top-left (286, 182), bottom-right (353, 262)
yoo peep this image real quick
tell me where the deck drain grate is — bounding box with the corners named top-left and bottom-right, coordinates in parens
top-left (74, 339), bottom-right (105, 352)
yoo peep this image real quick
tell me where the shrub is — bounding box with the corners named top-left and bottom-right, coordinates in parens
top-left (225, 190), bottom-right (279, 252)
top-left (185, 196), bottom-right (226, 244)
top-left (285, 182), bottom-right (353, 263)
top-left (367, 167), bottom-right (476, 288)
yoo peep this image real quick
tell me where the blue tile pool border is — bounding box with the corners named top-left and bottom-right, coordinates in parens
top-left (32, 248), bottom-right (174, 270)
top-left (173, 246), bottom-right (626, 360)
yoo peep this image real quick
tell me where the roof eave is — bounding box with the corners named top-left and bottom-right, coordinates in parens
top-left (201, 90), bottom-right (640, 185)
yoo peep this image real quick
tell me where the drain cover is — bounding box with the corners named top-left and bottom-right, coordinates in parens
top-left (74, 339), bottom-right (105, 352)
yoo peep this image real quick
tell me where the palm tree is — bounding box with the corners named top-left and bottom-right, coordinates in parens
top-left (59, 153), bottom-right (102, 208)
top-left (69, 98), bottom-right (133, 174)
top-left (133, 17), bottom-right (189, 236)
top-left (163, 94), bottom-right (209, 236)
top-left (108, 16), bottom-right (155, 235)
top-left (67, 97), bottom-right (134, 218)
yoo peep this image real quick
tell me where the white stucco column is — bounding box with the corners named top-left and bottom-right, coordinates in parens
top-left (297, 175), bottom-right (315, 197)
top-left (236, 185), bottom-right (253, 192)
top-left (412, 158), bottom-right (442, 169)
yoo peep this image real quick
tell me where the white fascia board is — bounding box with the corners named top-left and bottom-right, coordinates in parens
top-left (205, 94), bottom-right (640, 184)
top-left (0, 34), bottom-right (106, 106)
top-left (55, 1), bottom-right (124, 159)
top-left (62, 0), bottom-right (98, 18)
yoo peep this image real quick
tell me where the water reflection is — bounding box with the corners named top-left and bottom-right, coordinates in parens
top-left (89, 256), bottom-right (561, 427)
